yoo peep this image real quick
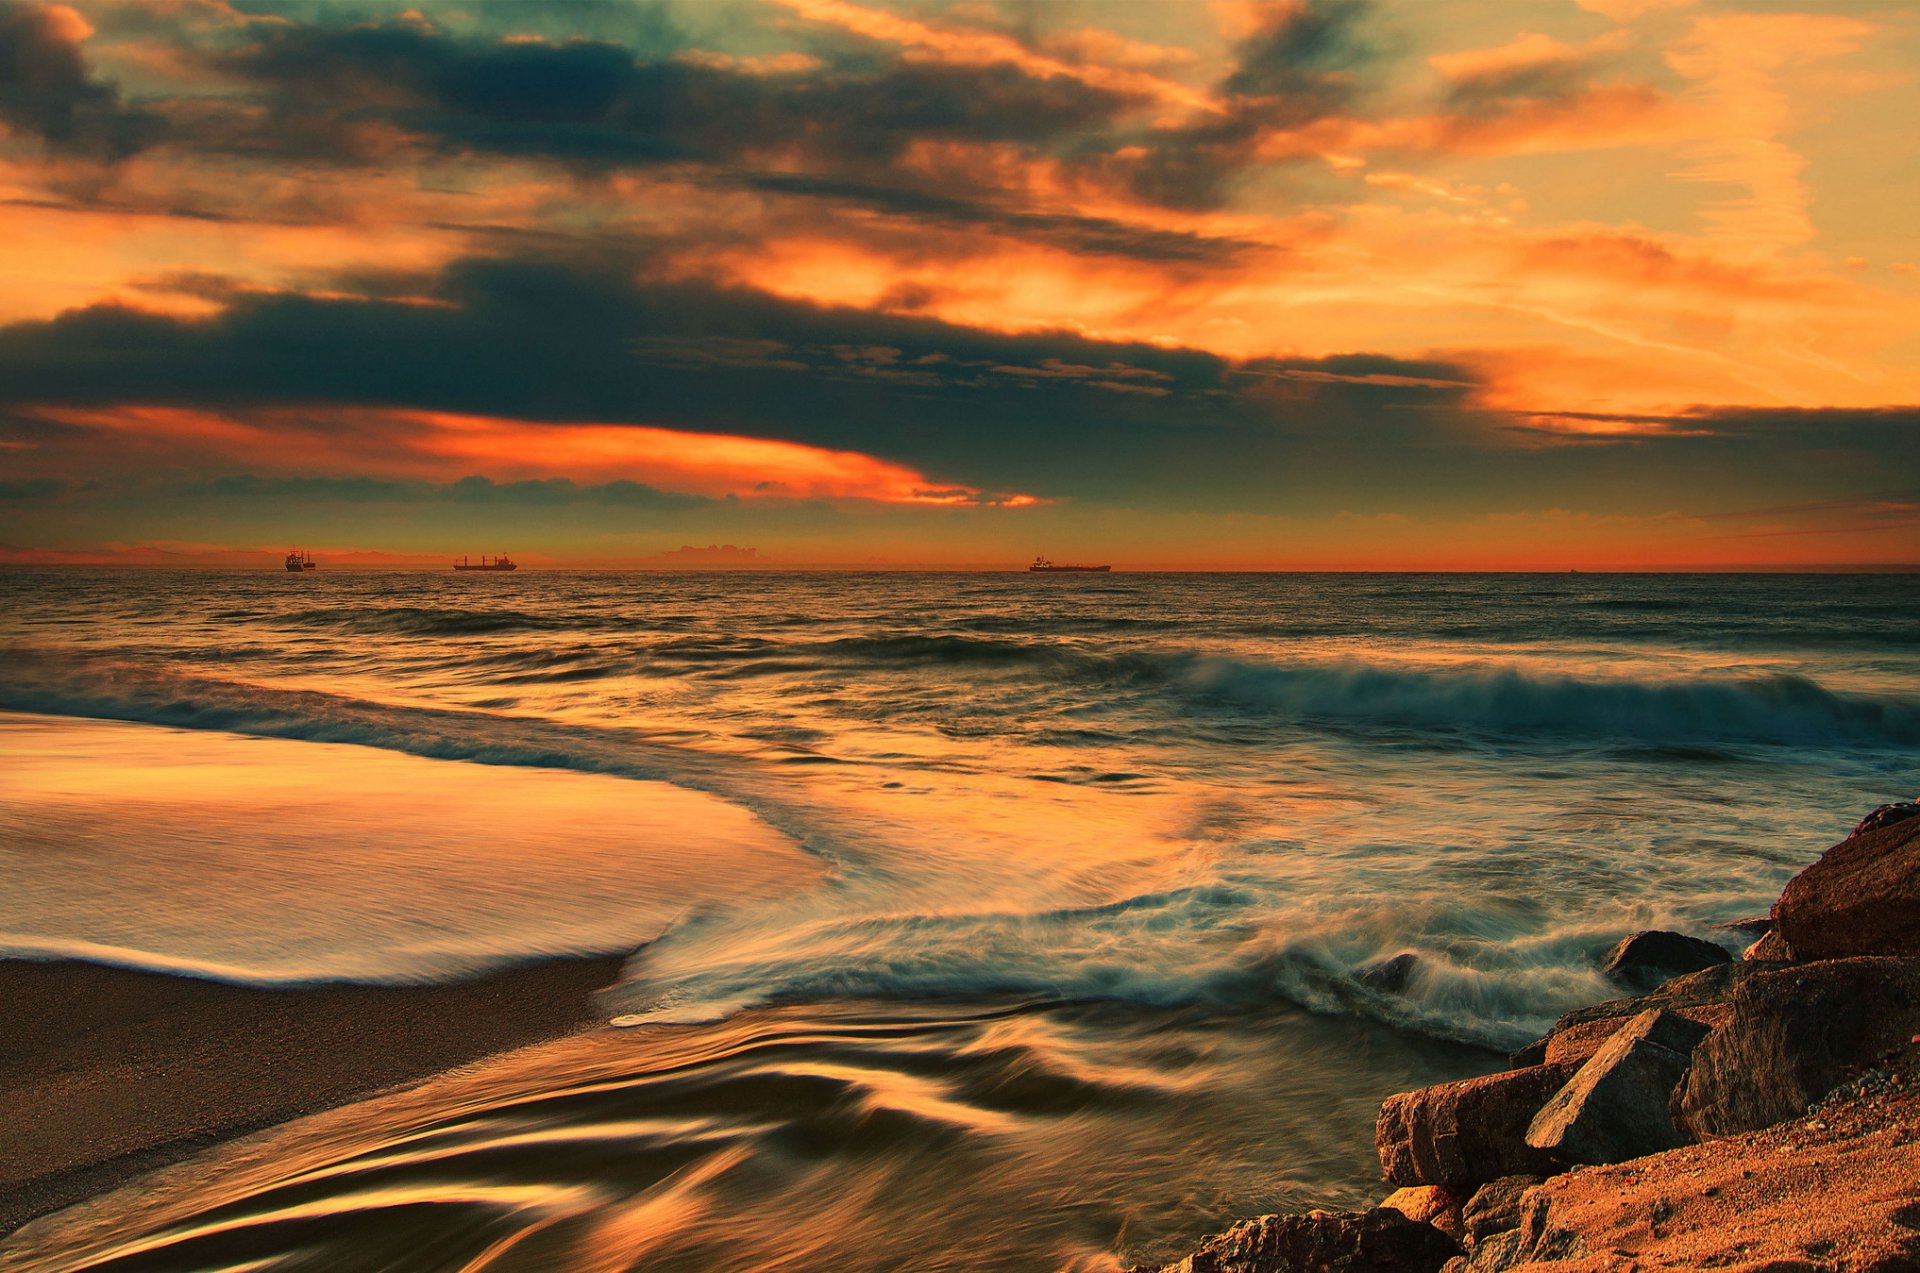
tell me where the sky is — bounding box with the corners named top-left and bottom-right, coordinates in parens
top-left (0, 0), bottom-right (1916, 568)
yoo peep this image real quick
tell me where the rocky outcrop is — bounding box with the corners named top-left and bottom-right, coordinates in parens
top-left (1674, 956), bottom-right (1920, 1138)
top-left (1523, 1010), bottom-right (1707, 1165)
top-left (1130, 1208), bottom-right (1459, 1273)
top-left (1153, 805), bottom-right (1920, 1273)
top-left (1774, 815), bottom-right (1920, 960)
top-left (1453, 1041), bottom-right (1920, 1272)
top-left (1600, 930), bottom-right (1730, 993)
top-left (1376, 1065), bottom-right (1571, 1189)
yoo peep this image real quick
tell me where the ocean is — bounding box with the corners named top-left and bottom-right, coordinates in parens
top-left (2, 569), bottom-right (1916, 1270)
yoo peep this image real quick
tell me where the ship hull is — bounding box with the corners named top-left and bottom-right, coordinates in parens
top-left (1028, 565), bottom-right (1110, 572)
top-left (454, 564), bottom-right (518, 571)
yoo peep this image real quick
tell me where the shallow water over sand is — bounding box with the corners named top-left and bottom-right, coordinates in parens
top-left (3, 998), bottom-right (1497, 1273)
top-left (2, 570), bottom-right (1915, 1268)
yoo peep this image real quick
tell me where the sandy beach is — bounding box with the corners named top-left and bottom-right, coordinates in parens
top-left (0, 954), bottom-right (627, 1235)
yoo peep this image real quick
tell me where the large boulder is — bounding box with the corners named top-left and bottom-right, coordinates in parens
top-left (1674, 956), bottom-right (1920, 1138)
top-left (1133, 1208), bottom-right (1459, 1273)
top-left (1524, 1009), bottom-right (1708, 1164)
top-left (1376, 1065), bottom-right (1571, 1189)
top-left (1600, 930), bottom-right (1731, 993)
top-left (1774, 815), bottom-right (1920, 959)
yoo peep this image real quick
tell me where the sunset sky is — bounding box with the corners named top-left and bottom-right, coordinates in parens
top-left (1, 0), bottom-right (1916, 568)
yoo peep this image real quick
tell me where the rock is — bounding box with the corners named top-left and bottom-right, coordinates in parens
top-left (1774, 815), bottom-right (1920, 959)
top-left (1376, 1065), bottom-right (1571, 1189)
top-left (1459, 1175), bottom-right (1544, 1245)
top-left (1852, 801), bottom-right (1920, 837)
top-left (1742, 928), bottom-right (1795, 962)
top-left (1458, 1053), bottom-right (1920, 1273)
top-left (1507, 962), bottom-right (1756, 1069)
top-left (1601, 930), bottom-right (1731, 993)
top-left (1360, 952), bottom-right (1422, 994)
top-left (1453, 1228), bottom-right (1526, 1272)
top-left (1507, 1018), bottom-right (1629, 1072)
top-left (1674, 956), bottom-right (1920, 1138)
top-left (1380, 1185), bottom-right (1462, 1240)
top-left (1133, 1208), bottom-right (1459, 1273)
top-left (1524, 1009), bottom-right (1709, 1164)
top-left (1715, 916), bottom-right (1772, 937)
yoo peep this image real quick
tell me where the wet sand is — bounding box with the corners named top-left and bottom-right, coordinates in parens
top-left (0, 954), bottom-right (628, 1235)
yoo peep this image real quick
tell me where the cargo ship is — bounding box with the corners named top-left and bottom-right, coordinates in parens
top-left (454, 554), bottom-right (518, 571)
top-left (1028, 556), bottom-right (1110, 573)
top-left (284, 549), bottom-right (316, 572)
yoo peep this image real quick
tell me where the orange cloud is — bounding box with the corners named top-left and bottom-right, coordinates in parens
top-left (27, 404), bottom-right (1035, 506)
top-left (764, 0), bottom-right (1219, 117)
top-left (1666, 12), bottom-right (1876, 254)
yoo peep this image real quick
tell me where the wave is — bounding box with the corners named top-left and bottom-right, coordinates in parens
top-left (605, 880), bottom-right (1721, 1051)
top-left (1174, 656), bottom-right (1920, 748)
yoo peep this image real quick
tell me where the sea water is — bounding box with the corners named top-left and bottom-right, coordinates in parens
top-left (1, 569), bottom-right (1915, 1270)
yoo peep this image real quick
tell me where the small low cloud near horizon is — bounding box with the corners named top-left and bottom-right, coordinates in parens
top-left (1, 0), bottom-right (1916, 568)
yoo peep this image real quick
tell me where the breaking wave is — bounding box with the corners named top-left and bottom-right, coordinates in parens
top-left (1173, 655), bottom-right (1920, 747)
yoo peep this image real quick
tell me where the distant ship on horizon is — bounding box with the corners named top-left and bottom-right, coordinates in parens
top-left (1028, 556), bottom-right (1111, 573)
top-left (284, 549), bottom-right (316, 572)
top-left (454, 554), bottom-right (518, 571)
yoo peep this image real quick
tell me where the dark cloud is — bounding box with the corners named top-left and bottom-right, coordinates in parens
top-left (205, 17), bottom-right (1134, 170)
top-left (0, 252), bottom-right (1910, 522)
top-left (1443, 59), bottom-right (1594, 118)
top-left (0, 476), bottom-right (64, 500)
top-left (1090, 0), bottom-right (1377, 209)
top-left (0, 249), bottom-right (1479, 507)
top-left (0, 0), bottom-right (161, 159)
top-left (732, 173), bottom-right (1260, 263)
top-left (1220, 0), bottom-right (1374, 103)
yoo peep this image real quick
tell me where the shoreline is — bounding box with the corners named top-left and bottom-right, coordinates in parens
top-left (0, 952), bottom-right (629, 1236)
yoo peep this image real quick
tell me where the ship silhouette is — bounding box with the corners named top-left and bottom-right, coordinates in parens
top-left (454, 554), bottom-right (518, 571)
top-left (284, 549), bottom-right (316, 572)
top-left (1028, 556), bottom-right (1110, 573)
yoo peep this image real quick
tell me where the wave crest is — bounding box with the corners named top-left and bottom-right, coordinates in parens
top-left (1176, 656), bottom-right (1920, 747)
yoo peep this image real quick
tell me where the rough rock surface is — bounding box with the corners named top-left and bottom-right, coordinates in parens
top-left (1524, 1010), bottom-right (1707, 1165)
top-left (1507, 962), bottom-right (1755, 1069)
top-left (1743, 928), bottom-right (1795, 962)
top-left (1454, 1042), bottom-right (1920, 1271)
top-left (1601, 930), bottom-right (1731, 993)
top-left (1376, 1065), bottom-right (1571, 1189)
top-left (1675, 956), bottom-right (1920, 1138)
top-left (1458, 1175), bottom-right (1544, 1248)
top-left (1510, 1018), bottom-right (1622, 1071)
top-left (1380, 1185), bottom-right (1462, 1240)
top-left (1853, 801), bottom-right (1920, 837)
top-left (1131, 1208), bottom-right (1459, 1273)
top-left (1774, 816), bottom-right (1920, 960)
